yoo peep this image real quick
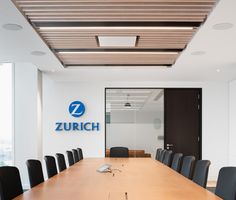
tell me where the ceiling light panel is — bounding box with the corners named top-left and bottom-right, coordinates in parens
top-left (98, 36), bottom-right (137, 47)
top-left (38, 27), bottom-right (195, 30)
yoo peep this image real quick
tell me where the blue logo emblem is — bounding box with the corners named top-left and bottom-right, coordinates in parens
top-left (69, 101), bottom-right (85, 118)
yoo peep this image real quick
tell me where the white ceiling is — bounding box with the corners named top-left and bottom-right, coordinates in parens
top-left (0, 1), bottom-right (63, 72)
top-left (0, 0), bottom-right (236, 82)
top-left (106, 89), bottom-right (163, 112)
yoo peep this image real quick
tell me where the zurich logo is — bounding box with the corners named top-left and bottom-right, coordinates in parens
top-left (69, 101), bottom-right (85, 118)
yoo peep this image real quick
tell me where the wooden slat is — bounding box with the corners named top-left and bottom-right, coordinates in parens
top-left (13, 0), bottom-right (215, 22)
top-left (57, 52), bottom-right (179, 65)
top-left (37, 28), bottom-right (195, 49)
top-left (15, 0), bottom-right (215, 4)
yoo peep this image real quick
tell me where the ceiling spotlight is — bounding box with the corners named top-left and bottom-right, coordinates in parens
top-left (2, 24), bottom-right (23, 31)
top-left (31, 51), bottom-right (46, 56)
top-left (213, 23), bottom-right (234, 30)
top-left (216, 69), bottom-right (221, 73)
top-left (124, 94), bottom-right (132, 107)
top-left (124, 102), bottom-right (131, 107)
top-left (191, 51), bottom-right (206, 56)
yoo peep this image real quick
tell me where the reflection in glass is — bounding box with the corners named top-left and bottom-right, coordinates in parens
top-left (106, 89), bottom-right (164, 158)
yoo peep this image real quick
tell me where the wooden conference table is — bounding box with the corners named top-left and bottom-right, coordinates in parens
top-left (14, 158), bottom-right (221, 200)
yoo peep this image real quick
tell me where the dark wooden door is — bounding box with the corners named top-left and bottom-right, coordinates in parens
top-left (164, 89), bottom-right (201, 159)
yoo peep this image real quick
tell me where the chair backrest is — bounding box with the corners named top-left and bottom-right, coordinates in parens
top-left (77, 148), bottom-right (83, 160)
top-left (56, 153), bottom-right (67, 172)
top-left (192, 160), bottom-right (211, 188)
top-left (72, 149), bottom-right (80, 162)
top-left (158, 149), bottom-right (167, 162)
top-left (44, 156), bottom-right (58, 178)
top-left (215, 167), bottom-right (236, 200)
top-left (180, 156), bottom-right (195, 179)
top-left (66, 151), bottom-right (74, 166)
top-left (110, 147), bottom-right (129, 157)
top-left (0, 166), bottom-right (23, 200)
top-left (155, 148), bottom-right (162, 160)
top-left (171, 153), bottom-right (183, 172)
top-left (26, 159), bottom-right (44, 188)
top-left (162, 150), bottom-right (173, 166)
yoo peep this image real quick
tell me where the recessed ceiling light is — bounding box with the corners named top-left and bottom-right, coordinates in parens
top-left (191, 51), bottom-right (206, 56)
top-left (98, 36), bottom-right (137, 47)
top-left (213, 23), bottom-right (234, 30)
top-left (31, 51), bottom-right (46, 56)
top-left (2, 23), bottom-right (23, 31)
top-left (216, 69), bottom-right (221, 73)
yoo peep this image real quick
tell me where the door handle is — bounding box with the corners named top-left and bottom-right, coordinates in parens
top-left (166, 144), bottom-right (174, 147)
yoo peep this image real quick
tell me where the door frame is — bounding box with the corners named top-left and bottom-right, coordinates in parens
top-left (104, 87), bottom-right (202, 159)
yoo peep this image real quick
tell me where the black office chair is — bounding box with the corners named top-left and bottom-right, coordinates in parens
top-left (171, 153), bottom-right (183, 172)
top-left (162, 150), bottom-right (173, 166)
top-left (0, 166), bottom-right (23, 200)
top-left (77, 148), bottom-right (83, 160)
top-left (44, 156), bottom-right (58, 178)
top-left (155, 148), bottom-right (162, 160)
top-left (72, 149), bottom-right (80, 162)
top-left (158, 149), bottom-right (167, 162)
top-left (180, 156), bottom-right (195, 179)
top-left (215, 167), bottom-right (236, 200)
top-left (192, 160), bottom-right (211, 188)
top-left (26, 159), bottom-right (44, 188)
top-left (56, 153), bottom-right (67, 172)
top-left (110, 147), bottom-right (129, 157)
top-left (66, 151), bottom-right (75, 166)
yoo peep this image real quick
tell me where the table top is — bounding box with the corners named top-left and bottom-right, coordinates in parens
top-left (14, 158), bottom-right (221, 200)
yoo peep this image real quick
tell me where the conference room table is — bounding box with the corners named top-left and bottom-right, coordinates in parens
top-left (14, 158), bottom-right (221, 200)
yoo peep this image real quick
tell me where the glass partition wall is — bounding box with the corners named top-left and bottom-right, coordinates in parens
top-left (105, 88), bottom-right (164, 158)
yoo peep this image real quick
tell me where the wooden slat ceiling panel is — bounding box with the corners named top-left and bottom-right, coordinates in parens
top-left (14, 0), bottom-right (214, 22)
top-left (57, 53), bottom-right (178, 65)
top-left (38, 29), bottom-right (196, 49)
top-left (12, 0), bottom-right (216, 67)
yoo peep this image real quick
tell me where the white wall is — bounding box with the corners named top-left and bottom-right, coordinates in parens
top-left (42, 78), bottom-right (229, 180)
top-left (42, 77), bottom-right (105, 160)
top-left (202, 82), bottom-right (229, 180)
top-left (229, 80), bottom-right (236, 166)
top-left (14, 63), bottom-right (42, 188)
